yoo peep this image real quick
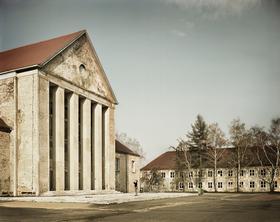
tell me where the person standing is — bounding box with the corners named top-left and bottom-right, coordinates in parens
top-left (134, 180), bottom-right (138, 196)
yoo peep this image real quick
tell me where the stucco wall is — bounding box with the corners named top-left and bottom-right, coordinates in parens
top-left (0, 77), bottom-right (15, 195)
top-left (115, 153), bottom-right (140, 193)
top-left (17, 72), bottom-right (39, 195)
top-left (115, 153), bottom-right (127, 192)
top-left (126, 155), bottom-right (140, 193)
top-left (0, 131), bottom-right (10, 194)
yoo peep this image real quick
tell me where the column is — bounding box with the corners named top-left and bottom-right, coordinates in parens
top-left (103, 107), bottom-right (110, 190)
top-left (54, 87), bottom-right (64, 191)
top-left (93, 104), bottom-right (102, 191)
top-left (69, 93), bottom-right (79, 190)
top-left (108, 107), bottom-right (116, 190)
top-left (82, 99), bottom-right (91, 190)
top-left (38, 77), bottom-right (49, 194)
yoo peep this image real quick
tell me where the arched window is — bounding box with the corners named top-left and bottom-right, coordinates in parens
top-left (79, 64), bottom-right (86, 73)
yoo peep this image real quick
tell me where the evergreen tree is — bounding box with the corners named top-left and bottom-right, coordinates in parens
top-left (187, 115), bottom-right (209, 185)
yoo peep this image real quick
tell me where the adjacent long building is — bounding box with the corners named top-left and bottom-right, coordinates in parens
top-left (141, 150), bottom-right (280, 193)
top-left (0, 30), bottom-right (117, 196)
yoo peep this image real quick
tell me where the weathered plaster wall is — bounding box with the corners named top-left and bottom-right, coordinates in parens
top-left (17, 73), bottom-right (39, 194)
top-left (127, 155), bottom-right (140, 193)
top-left (42, 35), bottom-right (115, 104)
top-left (0, 77), bottom-right (15, 195)
top-left (115, 153), bottom-right (127, 192)
top-left (0, 131), bottom-right (10, 194)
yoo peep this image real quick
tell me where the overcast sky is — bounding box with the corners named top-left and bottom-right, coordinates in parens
top-left (0, 0), bottom-right (280, 163)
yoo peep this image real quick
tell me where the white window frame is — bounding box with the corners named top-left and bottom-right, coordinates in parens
top-left (250, 169), bottom-right (255, 176)
top-left (250, 181), bottom-right (255, 188)
top-left (260, 180), bottom-right (266, 188)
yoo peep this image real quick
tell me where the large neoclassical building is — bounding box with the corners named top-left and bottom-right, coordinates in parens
top-left (0, 30), bottom-right (117, 196)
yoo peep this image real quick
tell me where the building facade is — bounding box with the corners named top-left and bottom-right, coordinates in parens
top-left (115, 140), bottom-right (140, 193)
top-left (0, 30), bottom-right (117, 196)
top-left (141, 151), bottom-right (280, 192)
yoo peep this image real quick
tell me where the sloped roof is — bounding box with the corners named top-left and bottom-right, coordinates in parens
top-left (0, 118), bottom-right (11, 133)
top-left (141, 147), bottom-right (276, 171)
top-left (0, 30), bottom-right (85, 74)
top-left (141, 151), bottom-right (177, 171)
top-left (115, 140), bottom-right (140, 157)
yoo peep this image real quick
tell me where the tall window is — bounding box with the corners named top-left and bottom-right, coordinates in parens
top-left (228, 181), bottom-right (233, 187)
top-left (115, 158), bottom-right (120, 172)
top-left (131, 160), bottom-right (136, 173)
top-left (170, 171), bottom-right (175, 178)
top-left (208, 170), bottom-right (213, 177)
top-left (240, 170), bottom-right (244, 177)
top-left (239, 181), bottom-right (244, 188)
top-left (161, 172), bottom-right (166, 178)
top-left (218, 182), bottom-right (223, 188)
top-left (218, 170), bottom-right (223, 177)
top-left (198, 182), bottom-right (202, 188)
top-left (228, 170), bottom-right (233, 177)
top-left (208, 182), bottom-right (213, 188)
top-left (274, 181), bottom-right (278, 188)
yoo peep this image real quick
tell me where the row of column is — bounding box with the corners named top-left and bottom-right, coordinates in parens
top-left (50, 86), bottom-right (110, 192)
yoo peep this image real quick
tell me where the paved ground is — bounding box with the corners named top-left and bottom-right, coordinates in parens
top-left (0, 193), bottom-right (280, 222)
top-left (0, 192), bottom-right (195, 204)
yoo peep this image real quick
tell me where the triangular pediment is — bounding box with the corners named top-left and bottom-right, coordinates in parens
top-left (42, 33), bottom-right (117, 104)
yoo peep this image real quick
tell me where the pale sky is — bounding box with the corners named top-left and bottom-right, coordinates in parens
top-left (0, 0), bottom-right (280, 164)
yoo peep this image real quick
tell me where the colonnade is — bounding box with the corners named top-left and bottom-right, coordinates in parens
top-left (49, 85), bottom-right (110, 192)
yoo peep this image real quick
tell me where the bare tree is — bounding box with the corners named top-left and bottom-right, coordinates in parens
top-left (252, 118), bottom-right (280, 192)
top-left (229, 119), bottom-right (252, 192)
top-left (206, 123), bottom-right (227, 192)
top-left (140, 168), bottom-right (164, 192)
top-left (116, 132), bottom-right (146, 165)
top-left (171, 139), bottom-right (195, 191)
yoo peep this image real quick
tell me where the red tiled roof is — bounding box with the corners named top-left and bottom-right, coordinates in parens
top-left (0, 30), bottom-right (85, 74)
top-left (141, 151), bottom-right (177, 171)
top-left (115, 140), bottom-right (140, 157)
top-left (141, 147), bottom-right (276, 171)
